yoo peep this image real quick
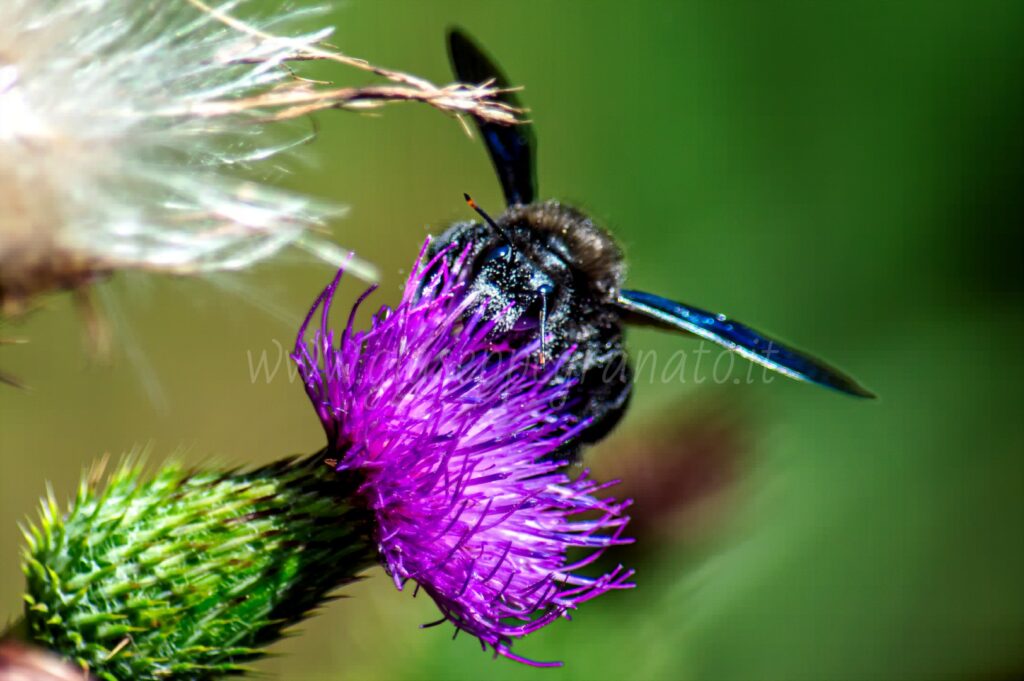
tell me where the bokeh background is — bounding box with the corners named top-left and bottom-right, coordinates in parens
top-left (2, 1), bottom-right (1022, 679)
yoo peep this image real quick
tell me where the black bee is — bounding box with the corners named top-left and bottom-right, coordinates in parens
top-left (430, 30), bottom-right (874, 451)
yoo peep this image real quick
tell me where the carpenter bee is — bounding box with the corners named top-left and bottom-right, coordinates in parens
top-left (430, 30), bottom-right (874, 451)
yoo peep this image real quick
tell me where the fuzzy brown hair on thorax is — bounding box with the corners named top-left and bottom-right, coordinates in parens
top-left (502, 200), bottom-right (625, 300)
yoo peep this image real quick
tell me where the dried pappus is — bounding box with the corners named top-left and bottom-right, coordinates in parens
top-left (0, 0), bottom-right (373, 316)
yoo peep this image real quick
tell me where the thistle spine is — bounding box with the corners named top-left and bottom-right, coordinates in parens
top-left (21, 454), bottom-right (374, 681)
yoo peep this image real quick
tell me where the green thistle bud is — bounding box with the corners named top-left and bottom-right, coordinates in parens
top-left (20, 455), bottom-right (375, 681)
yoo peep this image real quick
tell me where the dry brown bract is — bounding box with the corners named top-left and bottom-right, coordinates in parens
top-left (0, 639), bottom-right (93, 681)
top-left (181, 0), bottom-right (522, 128)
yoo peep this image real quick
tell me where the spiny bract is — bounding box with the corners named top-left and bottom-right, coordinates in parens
top-left (21, 456), bottom-right (374, 680)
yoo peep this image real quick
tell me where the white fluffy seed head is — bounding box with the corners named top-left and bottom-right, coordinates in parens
top-left (0, 0), bottom-right (373, 314)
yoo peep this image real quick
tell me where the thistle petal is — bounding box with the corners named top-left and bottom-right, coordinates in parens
top-left (293, 241), bottom-right (635, 666)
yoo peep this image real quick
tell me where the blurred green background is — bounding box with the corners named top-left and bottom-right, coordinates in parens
top-left (2, 1), bottom-right (1022, 679)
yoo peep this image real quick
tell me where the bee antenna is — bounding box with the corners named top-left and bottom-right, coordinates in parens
top-left (464, 193), bottom-right (514, 246)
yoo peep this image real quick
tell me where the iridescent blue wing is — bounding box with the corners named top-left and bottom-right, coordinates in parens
top-left (448, 29), bottom-right (536, 206)
top-left (617, 289), bottom-right (875, 398)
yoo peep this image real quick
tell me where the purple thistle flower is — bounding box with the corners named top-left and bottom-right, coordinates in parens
top-left (292, 240), bottom-right (634, 666)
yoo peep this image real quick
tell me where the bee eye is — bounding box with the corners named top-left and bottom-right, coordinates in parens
top-left (482, 244), bottom-right (511, 264)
